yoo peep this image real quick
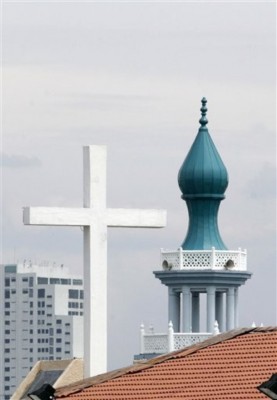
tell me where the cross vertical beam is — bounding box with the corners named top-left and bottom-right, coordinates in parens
top-left (83, 146), bottom-right (108, 376)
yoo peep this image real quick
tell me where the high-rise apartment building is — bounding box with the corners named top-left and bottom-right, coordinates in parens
top-left (0, 262), bottom-right (84, 400)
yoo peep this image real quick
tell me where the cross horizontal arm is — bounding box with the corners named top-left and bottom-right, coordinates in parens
top-left (23, 207), bottom-right (92, 226)
top-left (106, 208), bottom-right (167, 228)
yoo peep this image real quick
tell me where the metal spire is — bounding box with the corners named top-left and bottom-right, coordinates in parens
top-left (199, 97), bottom-right (208, 128)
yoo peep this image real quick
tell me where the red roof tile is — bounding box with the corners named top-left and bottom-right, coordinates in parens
top-left (56, 327), bottom-right (277, 399)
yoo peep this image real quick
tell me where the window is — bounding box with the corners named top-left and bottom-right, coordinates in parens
top-left (38, 289), bottom-right (45, 298)
top-left (69, 289), bottom-right (78, 299)
top-left (56, 338), bottom-right (62, 343)
top-left (50, 278), bottom-right (60, 284)
top-left (5, 290), bottom-right (10, 299)
top-left (5, 302), bottom-right (10, 308)
top-left (5, 278), bottom-right (10, 287)
top-left (29, 277), bottom-right (34, 287)
top-left (5, 377), bottom-right (10, 382)
top-left (5, 330), bottom-right (10, 334)
top-left (22, 277), bottom-right (28, 282)
top-left (5, 311), bottom-right (10, 316)
top-left (5, 339), bottom-right (10, 343)
top-left (38, 277), bottom-right (48, 284)
top-left (29, 289), bottom-right (33, 297)
top-left (80, 290), bottom-right (84, 299)
top-left (22, 289), bottom-right (28, 294)
top-left (56, 348), bottom-right (62, 352)
top-left (61, 279), bottom-right (71, 285)
top-left (56, 329), bottom-right (62, 334)
top-left (56, 319), bottom-right (62, 324)
top-left (73, 279), bottom-right (83, 285)
top-left (4, 358), bottom-right (10, 363)
top-left (68, 302), bottom-right (79, 308)
top-left (4, 367), bottom-right (10, 372)
top-left (5, 265), bottom-right (16, 273)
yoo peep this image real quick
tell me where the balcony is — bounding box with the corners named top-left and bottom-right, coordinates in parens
top-left (161, 247), bottom-right (247, 271)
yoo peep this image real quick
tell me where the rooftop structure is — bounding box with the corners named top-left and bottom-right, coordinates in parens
top-left (11, 359), bottom-right (83, 400)
top-left (139, 98), bottom-right (252, 356)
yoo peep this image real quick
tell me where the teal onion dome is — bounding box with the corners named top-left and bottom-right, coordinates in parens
top-left (178, 98), bottom-right (229, 250)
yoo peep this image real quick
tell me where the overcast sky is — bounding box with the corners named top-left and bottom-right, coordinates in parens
top-left (1, 1), bottom-right (276, 371)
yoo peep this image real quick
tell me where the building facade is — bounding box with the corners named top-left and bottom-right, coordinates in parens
top-left (0, 262), bottom-right (84, 400)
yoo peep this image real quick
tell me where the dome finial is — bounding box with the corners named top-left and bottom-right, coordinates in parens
top-left (199, 97), bottom-right (208, 127)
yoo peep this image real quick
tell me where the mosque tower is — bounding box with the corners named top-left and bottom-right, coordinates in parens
top-left (137, 98), bottom-right (252, 358)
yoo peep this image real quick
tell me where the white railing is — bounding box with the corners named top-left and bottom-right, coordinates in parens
top-left (160, 247), bottom-right (247, 271)
top-left (140, 322), bottom-right (216, 354)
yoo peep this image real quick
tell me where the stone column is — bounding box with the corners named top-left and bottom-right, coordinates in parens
top-left (226, 287), bottom-right (235, 330)
top-left (168, 288), bottom-right (180, 332)
top-left (234, 288), bottom-right (239, 328)
top-left (206, 286), bottom-right (216, 333)
top-left (191, 292), bottom-right (200, 332)
top-left (215, 292), bottom-right (224, 332)
top-left (182, 286), bottom-right (191, 332)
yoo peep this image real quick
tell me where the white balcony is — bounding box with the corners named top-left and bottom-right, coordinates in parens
top-left (140, 322), bottom-right (217, 355)
top-left (161, 247), bottom-right (247, 271)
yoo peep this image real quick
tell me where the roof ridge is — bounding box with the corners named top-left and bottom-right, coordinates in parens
top-left (56, 326), bottom-right (277, 398)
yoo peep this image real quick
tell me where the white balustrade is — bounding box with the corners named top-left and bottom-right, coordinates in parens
top-left (173, 333), bottom-right (212, 350)
top-left (140, 323), bottom-right (213, 354)
top-left (160, 247), bottom-right (247, 271)
top-left (143, 334), bottom-right (168, 354)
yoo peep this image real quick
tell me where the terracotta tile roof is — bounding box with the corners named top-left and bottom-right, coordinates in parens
top-left (56, 327), bottom-right (277, 399)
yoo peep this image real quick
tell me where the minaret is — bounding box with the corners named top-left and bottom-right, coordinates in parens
top-left (155, 98), bottom-right (252, 336)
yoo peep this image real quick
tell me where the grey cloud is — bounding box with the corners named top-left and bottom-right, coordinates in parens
top-left (1, 153), bottom-right (42, 168)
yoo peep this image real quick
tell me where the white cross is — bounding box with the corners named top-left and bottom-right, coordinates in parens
top-left (23, 145), bottom-right (166, 377)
